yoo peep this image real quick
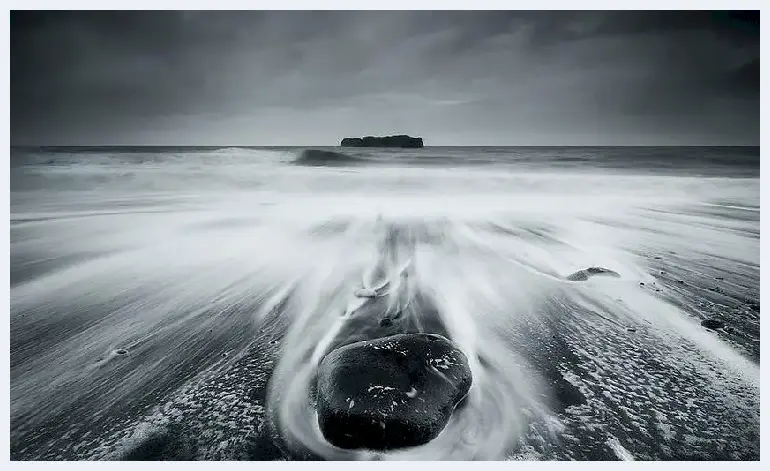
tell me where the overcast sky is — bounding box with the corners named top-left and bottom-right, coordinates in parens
top-left (11, 11), bottom-right (759, 146)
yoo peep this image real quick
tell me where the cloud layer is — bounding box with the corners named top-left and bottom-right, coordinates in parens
top-left (11, 11), bottom-right (759, 145)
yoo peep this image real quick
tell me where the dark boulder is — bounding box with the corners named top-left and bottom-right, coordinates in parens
top-left (566, 267), bottom-right (621, 281)
top-left (340, 135), bottom-right (424, 148)
top-left (701, 318), bottom-right (725, 330)
top-left (316, 333), bottom-right (471, 450)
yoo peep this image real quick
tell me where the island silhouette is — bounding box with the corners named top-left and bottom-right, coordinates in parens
top-left (340, 135), bottom-right (423, 148)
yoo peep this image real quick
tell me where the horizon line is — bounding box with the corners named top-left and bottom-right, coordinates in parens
top-left (10, 144), bottom-right (760, 148)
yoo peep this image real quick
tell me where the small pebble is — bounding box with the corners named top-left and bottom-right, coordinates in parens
top-left (701, 319), bottom-right (724, 330)
top-left (115, 349), bottom-right (128, 355)
top-left (355, 288), bottom-right (377, 298)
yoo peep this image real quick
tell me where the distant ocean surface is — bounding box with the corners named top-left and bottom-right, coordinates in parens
top-left (10, 146), bottom-right (760, 460)
top-left (10, 145), bottom-right (761, 176)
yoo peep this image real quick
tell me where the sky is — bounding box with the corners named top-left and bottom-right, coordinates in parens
top-left (11, 11), bottom-right (760, 146)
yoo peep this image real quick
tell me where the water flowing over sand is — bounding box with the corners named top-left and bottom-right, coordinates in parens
top-left (10, 146), bottom-right (759, 460)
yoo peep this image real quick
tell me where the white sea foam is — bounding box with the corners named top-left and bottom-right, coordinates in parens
top-left (10, 148), bottom-right (759, 460)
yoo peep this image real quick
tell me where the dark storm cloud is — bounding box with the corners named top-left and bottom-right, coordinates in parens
top-left (11, 11), bottom-right (759, 146)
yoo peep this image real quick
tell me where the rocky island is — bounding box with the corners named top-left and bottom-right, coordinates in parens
top-left (340, 135), bottom-right (424, 148)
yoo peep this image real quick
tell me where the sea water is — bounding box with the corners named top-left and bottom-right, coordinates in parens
top-left (9, 146), bottom-right (760, 460)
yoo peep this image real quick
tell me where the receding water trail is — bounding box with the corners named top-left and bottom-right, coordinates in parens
top-left (263, 205), bottom-right (758, 460)
top-left (10, 147), bottom-right (759, 460)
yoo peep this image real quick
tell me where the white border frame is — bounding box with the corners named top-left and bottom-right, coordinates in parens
top-left (2, 2), bottom-right (766, 468)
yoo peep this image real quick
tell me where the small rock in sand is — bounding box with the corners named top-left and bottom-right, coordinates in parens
top-left (701, 319), bottom-right (724, 330)
top-left (566, 267), bottom-right (620, 281)
top-left (355, 288), bottom-right (378, 298)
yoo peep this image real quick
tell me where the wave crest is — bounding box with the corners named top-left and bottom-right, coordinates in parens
top-left (293, 149), bottom-right (366, 167)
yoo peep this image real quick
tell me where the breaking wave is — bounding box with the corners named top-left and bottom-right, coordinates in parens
top-left (293, 149), bottom-right (367, 167)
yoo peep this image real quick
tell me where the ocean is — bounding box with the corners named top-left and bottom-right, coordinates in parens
top-left (9, 145), bottom-right (760, 460)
